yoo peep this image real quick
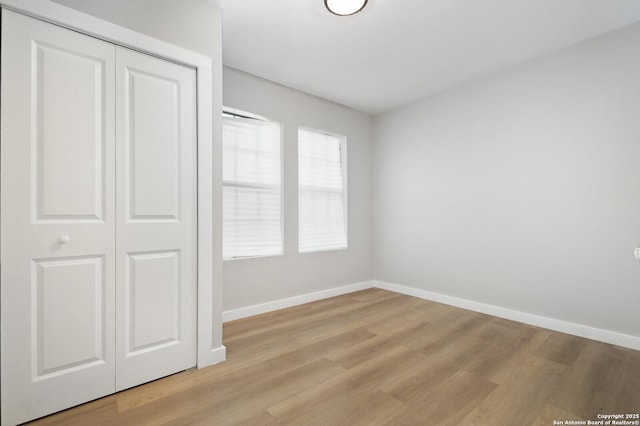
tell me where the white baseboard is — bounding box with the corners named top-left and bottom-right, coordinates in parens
top-left (374, 280), bottom-right (640, 352)
top-left (221, 278), bottom-right (640, 351)
top-left (222, 280), bottom-right (375, 322)
top-left (197, 345), bottom-right (226, 368)
top-left (210, 345), bottom-right (227, 364)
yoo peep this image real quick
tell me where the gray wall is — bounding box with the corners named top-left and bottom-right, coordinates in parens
top-left (374, 22), bottom-right (640, 338)
top-left (223, 67), bottom-right (374, 311)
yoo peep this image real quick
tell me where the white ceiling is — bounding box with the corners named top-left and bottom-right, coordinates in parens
top-left (208, 0), bottom-right (640, 115)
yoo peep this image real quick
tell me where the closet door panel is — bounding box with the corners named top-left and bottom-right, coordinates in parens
top-left (126, 250), bottom-right (182, 352)
top-left (115, 46), bottom-right (197, 391)
top-left (35, 43), bottom-right (107, 221)
top-left (1, 10), bottom-right (116, 426)
top-left (126, 69), bottom-right (181, 220)
top-left (34, 255), bottom-right (107, 376)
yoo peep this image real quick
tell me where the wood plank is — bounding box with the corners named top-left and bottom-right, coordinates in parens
top-left (531, 403), bottom-right (587, 426)
top-left (534, 332), bottom-right (589, 366)
top-left (284, 386), bottom-right (404, 426)
top-left (551, 341), bottom-right (640, 419)
top-left (26, 289), bottom-right (640, 426)
top-left (387, 370), bottom-right (497, 426)
top-left (459, 356), bottom-right (568, 425)
top-left (267, 345), bottom-right (417, 422)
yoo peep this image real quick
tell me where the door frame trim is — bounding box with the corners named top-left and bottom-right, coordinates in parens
top-left (0, 0), bottom-right (226, 368)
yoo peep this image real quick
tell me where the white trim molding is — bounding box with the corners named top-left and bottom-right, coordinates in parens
top-left (223, 281), bottom-right (375, 322)
top-left (208, 346), bottom-right (227, 365)
top-left (374, 280), bottom-right (640, 352)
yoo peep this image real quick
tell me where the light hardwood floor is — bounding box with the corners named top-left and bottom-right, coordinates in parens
top-left (29, 288), bottom-right (640, 425)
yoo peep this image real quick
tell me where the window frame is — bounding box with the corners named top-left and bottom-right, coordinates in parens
top-left (297, 126), bottom-right (348, 254)
top-left (222, 108), bottom-right (284, 261)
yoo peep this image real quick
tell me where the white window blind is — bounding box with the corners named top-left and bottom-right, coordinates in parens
top-left (223, 115), bottom-right (282, 259)
top-left (298, 128), bottom-right (347, 253)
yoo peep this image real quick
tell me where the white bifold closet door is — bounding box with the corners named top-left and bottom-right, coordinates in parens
top-left (114, 40), bottom-right (197, 392)
top-left (1, 10), bottom-right (197, 425)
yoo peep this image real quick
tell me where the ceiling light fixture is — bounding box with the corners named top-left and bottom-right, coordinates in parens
top-left (325, 0), bottom-right (368, 16)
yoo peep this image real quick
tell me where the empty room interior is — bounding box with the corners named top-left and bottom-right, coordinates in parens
top-left (1, 0), bottom-right (640, 425)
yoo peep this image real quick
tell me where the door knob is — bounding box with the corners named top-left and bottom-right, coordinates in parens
top-left (58, 235), bottom-right (71, 244)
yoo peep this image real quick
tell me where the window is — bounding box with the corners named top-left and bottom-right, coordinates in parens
top-left (223, 111), bottom-right (282, 259)
top-left (298, 128), bottom-right (347, 252)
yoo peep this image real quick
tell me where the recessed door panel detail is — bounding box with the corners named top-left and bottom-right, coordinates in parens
top-left (126, 250), bottom-right (181, 355)
top-left (32, 256), bottom-right (106, 380)
top-left (33, 43), bottom-right (106, 222)
top-left (125, 69), bottom-right (181, 222)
